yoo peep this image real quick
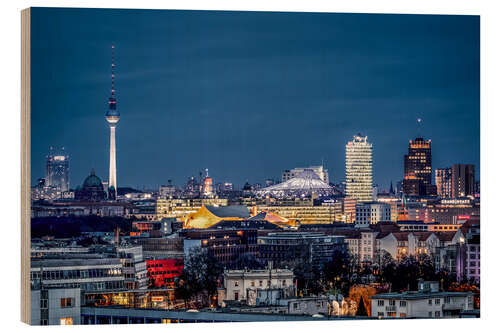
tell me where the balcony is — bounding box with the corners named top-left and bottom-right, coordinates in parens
top-left (385, 306), bottom-right (396, 311)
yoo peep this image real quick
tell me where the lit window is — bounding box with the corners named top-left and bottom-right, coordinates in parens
top-left (60, 318), bottom-right (73, 325)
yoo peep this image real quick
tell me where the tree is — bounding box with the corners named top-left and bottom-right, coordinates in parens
top-left (177, 246), bottom-right (223, 307)
top-left (323, 248), bottom-right (352, 295)
top-left (355, 295), bottom-right (368, 317)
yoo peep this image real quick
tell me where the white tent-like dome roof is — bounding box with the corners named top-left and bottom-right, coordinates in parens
top-left (256, 169), bottom-right (337, 198)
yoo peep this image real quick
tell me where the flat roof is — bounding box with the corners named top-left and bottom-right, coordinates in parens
top-left (371, 291), bottom-right (472, 300)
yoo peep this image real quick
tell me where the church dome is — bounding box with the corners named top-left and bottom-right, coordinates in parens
top-left (82, 168), bottom-right (103, 188)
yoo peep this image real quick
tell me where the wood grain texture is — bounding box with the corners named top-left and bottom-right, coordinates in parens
top-left (21, 7), bottom-right (31, 325)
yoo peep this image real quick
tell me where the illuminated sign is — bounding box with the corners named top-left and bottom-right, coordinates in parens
top-left (441, 199), bottom-right (471, 205)
top-left (152, 297), bottom-right (164, 302)
top-left (457, 215), bottom-right (470, 220)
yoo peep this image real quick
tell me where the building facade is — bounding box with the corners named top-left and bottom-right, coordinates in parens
top-left (403, 137), bottom-right (434, 196)
top-left (45, 147), bottom-right (70, 192)
top-left (257, 232), bottom-right (346, 268)
top-left (371, 281), bottom-right (473, 318)
top-left (345, 134), bottom-right (373, 202)
top-left (451, 164), bottom-right (475, 198)
top-left (31, 288), bottom-right (81, 325)
top-left (355, 202), bottom-right (391, 228)
top-left (435, 168), bottom-right (452, 198)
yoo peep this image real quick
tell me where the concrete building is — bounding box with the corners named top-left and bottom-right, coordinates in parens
top-left (257, 232), bottom-right (346, 268)
top-left (371, 281), bottom-right (474, 318)
top-left (253, 199), bottom-right (343, 224)
top-left (355, 202), bottom-right (391, 228)
top-left (31, 288), bottom-right (81, 325)
top-left (155, 198), bottom-right (229, 221)
top-left (403, 137), bottom-right (435, 196)
top-left (117, 246), bottom-right (149, 290)
top-left (414, 198), bottom-right (479, 224)
top-left (223, 268), bottom-right (294, 303)
top-left (378, 230), bottom-right (462, 260)
top-left (435, 168), bottom-right (452, 198)
top-left (451, 164), bottom-right (475, 198)
top-left (345, 134), bottom-right (373, 202)
top-left (45, 147), bottom-right (70, 192)
top-left (342, 197), bottom-right (357, 223)
top-left (30, 256), bottom-right (126, 292)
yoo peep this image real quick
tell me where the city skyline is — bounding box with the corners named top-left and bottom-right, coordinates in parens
top-left (30, 8), bottom-right (480, 189)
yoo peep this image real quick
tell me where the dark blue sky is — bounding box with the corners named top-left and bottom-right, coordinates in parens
top-left (30, 8), bottom-right (479, 190)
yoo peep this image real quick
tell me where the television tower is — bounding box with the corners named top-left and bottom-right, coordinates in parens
top-left (105, 45), bottom-right (120, 200)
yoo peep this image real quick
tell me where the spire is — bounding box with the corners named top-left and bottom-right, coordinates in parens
top-left (389, 181), bottom-right (394, 194)
top-left (108, 45), bottom-right (117, 110)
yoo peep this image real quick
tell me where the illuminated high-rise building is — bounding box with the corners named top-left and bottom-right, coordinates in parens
top-left (345, 134), bottom-right (373, 202)
top-left (45, 147), bottom-right (69, 192)
top-left (105, 45), bottom-right (120, 200)
top-left (403, 137), bottom-right (434, 196)
top-left (202, 169), bottom-right (214, 197)
top-left (451, 164), bottom-right (475, 198)
top-left (435, 168), bottom-right (452, 198)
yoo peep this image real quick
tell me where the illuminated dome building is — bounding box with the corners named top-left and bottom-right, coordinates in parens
top-left (75, 169), bottom-right (107, 201)
top-left (256, 169), bottom-right (339, 199)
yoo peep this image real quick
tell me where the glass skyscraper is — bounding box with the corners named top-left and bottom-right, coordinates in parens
top-left (45, 147), bottom-right (69, 192)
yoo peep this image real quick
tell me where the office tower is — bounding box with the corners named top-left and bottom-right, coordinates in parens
top-left (345, 134), bottom-right (373, 202)
top-left (202, 169), bottom-right (214, 197)
top-left (435, 168), bottom-right (452, 198)
top-left (45, 147), bottom-right (69, 191)
top-left (105, 45), bottom-right (120, 200)
top-left (403, 137), bottom-right (433, 196)
top-left (451, 164), bottom-right (475, 198)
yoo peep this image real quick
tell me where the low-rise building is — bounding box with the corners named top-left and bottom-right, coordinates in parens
top-left (371, 281), bottom-right (474, 318)
top-left (257, 232), bottom-right (346, 268)
top-left (355, 202), bottom-right (391, 228)
top-left (223, 268), bottom-right (294, 304)
top-left (117, 246), bottom-right (149, 290)
top-left (31, 288), bottom-right (81, 325)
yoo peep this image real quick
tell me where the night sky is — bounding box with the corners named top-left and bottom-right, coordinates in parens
top-left (30, 8), bottom-right (480, 190)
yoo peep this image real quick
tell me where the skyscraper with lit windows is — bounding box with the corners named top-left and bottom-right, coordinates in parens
top-left (451, 164), bottom-right (475, 198)
top-left (403, 137), bottom-right (434, 196)
top-left (345, 134), bottom-right (373, 202)
top-left (435, 168), bottom-right (452, 198)
top-left (45, 147), bottom-right (69, 192)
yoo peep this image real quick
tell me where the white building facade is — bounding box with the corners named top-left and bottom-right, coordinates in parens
top-left (371, 281), bottom-right (473, 318)
top-left (355, 202), bottom-right (391, 228)
top-left (223, 269), bottom-right (294, 304)
top-left (345, 134), bottom-right (373, 202)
